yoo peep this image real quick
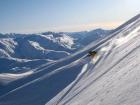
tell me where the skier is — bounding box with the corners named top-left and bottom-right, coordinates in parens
top-left (87, 50), bottom-right (97, 58)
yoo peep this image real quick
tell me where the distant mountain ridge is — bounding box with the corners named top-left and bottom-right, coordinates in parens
top-left (0, 29), bottom-right (110, 72)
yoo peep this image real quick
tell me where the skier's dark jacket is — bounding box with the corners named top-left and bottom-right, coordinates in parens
top-left (88, 51), bottom-right (97, 58)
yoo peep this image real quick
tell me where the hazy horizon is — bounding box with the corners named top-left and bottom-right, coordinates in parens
top-left (0, 0), bottom-right (140, 33)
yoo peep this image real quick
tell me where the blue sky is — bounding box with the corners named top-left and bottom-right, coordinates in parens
top-left (0, 0), bottom-right (140, 33)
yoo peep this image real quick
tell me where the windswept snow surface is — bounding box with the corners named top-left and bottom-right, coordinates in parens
top-left (0, 14), bottom-right (140, 105)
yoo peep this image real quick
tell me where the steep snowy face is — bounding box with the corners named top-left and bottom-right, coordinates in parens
top-left (39, 33), bottom-right (75, 50)
top-left (29, 40), bottom-right (45, 51)
top-left (0, 38), bottom-right (17, 57)
top-left (56, 34), bottom-right (74, 49)
top-left (47, 14), bottom-right (140, 105)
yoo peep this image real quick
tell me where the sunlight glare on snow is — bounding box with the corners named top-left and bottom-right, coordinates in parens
top-left (115, 26), bottom-right (140, 47)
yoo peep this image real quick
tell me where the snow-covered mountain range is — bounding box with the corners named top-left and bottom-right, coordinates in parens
top-left (0, 13), bottom-right (140, 105)
top-left (0, 29), bottom-right (110, 72)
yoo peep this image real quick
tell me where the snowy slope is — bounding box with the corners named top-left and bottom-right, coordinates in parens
top-left (0, 14), bottom-right (140, 105)
top-left (47, 14), bottom-right (140, 105)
